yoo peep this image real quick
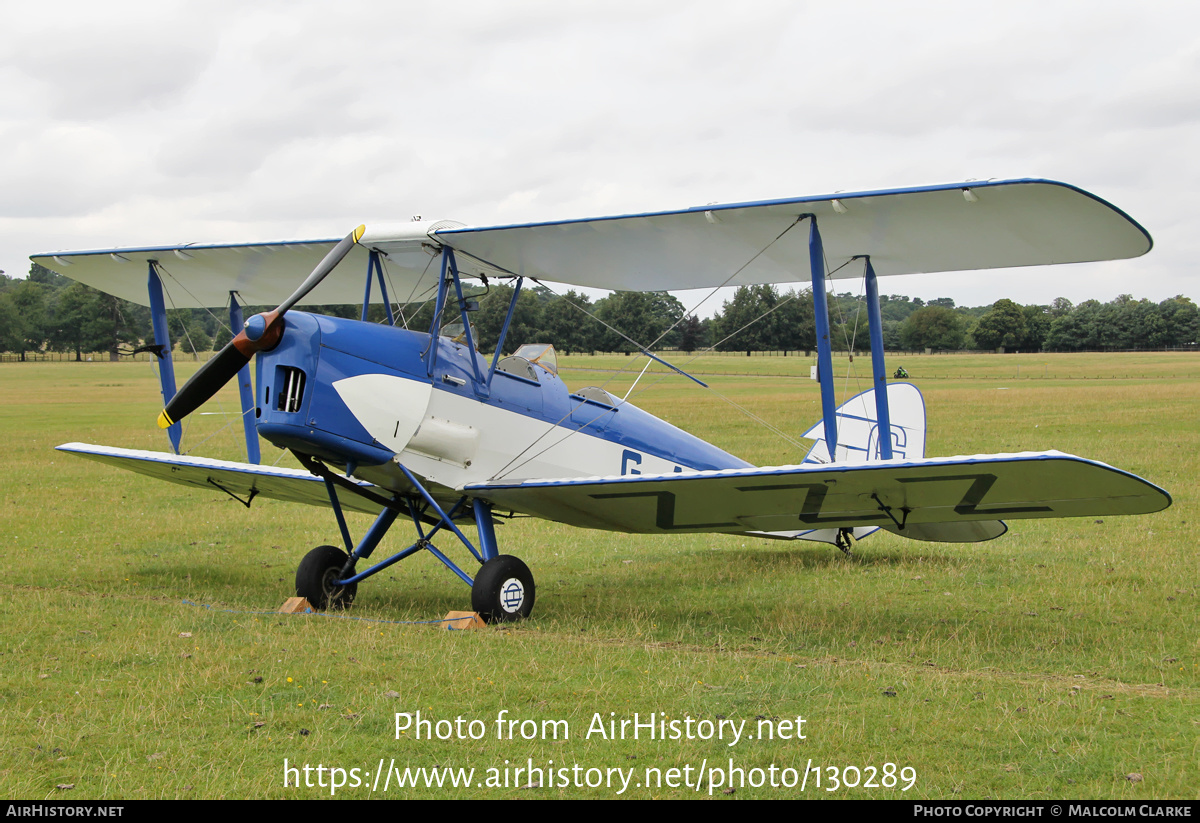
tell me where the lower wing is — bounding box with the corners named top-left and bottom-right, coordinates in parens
top-left (59, 444), bottom-right (1170, 546)
top-left (468, 451), bottom-right (1170, 542)
top-left (57, 442), bottom-right (382, 514)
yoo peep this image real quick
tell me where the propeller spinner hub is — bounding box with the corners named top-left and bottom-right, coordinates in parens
top-left (245, 313), bottom-right (269, 342)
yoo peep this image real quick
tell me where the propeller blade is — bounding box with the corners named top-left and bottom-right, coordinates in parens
top-left (277, 225), bottom-right (366, 315)
top-left (156, 225), bottom-right (365, 429)
top-left (158, 339), bottom-right (252, 429)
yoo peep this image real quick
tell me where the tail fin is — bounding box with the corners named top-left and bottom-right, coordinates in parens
top-left (762, 382), bottom-right (1005, 544)
top-left (800, 382), bottom-right (926, 464)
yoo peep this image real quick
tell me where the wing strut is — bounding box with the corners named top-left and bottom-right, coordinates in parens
top-left (808, 225), bottom-right (896, 464)
top-left (227, 292), bottom-right (261, 464)
top-left (424, 248), bottom-right (491, 397)
top-left (807, 217), bottom-right (838, 461)
top-left (862, 257), bottom-right (894, 459)
top-left (360, 250), bottom-right (395, 325)
top-left (146, 261), bottom-right (181, 454)
top-left (487, 275), bottom-right (524, 390)
top-left (447, 252), bottom-right (489, 397)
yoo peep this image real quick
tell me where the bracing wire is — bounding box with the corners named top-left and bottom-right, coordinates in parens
top-left (505, 234), bottom-right (870, 476)
top-left (397, 250), bottom-right (439, 330)
top-left (374, 252), bottom-right (403, 326)
top-left (155, 271), bottom-right (202, 448)
top-left (181, 407), bottom-right (251, 456)
top-left (617, 256), bottom-right (859, 411)
top-left (155, 262), bottom-right (236, 338)
top-left (642, 216), bottom-right (805, 351)
top-left (154, 268), bottom-right (254, 457)
top-left (378, 250), bottom-right (432, 329)
top-left (489, 220), bottom-right (822, 479)
top-left (824, 252), bottom-right (869, 407)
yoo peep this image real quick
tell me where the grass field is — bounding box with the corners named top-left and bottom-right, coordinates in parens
top-left (0, 352), bottom-right (1195, 799)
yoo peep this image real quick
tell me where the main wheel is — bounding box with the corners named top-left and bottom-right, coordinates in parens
top-left (471, 555), bottom-right (535, 622)
top-left (296, 545), bottom-right (357, 610)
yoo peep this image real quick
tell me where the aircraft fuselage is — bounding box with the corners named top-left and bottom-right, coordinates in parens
top-left (254, 312), bottom-right (752, 496)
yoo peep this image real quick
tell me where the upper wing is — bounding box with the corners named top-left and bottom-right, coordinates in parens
top-left (466, 451), bottom-right (1170, 537)
top-left (57, 442), bottom-right (382, 514)
top-left (31, 179), bottom-right (1151, 305)
top-left (29, 220), bottom-right (506, 309)
top-left (435, 179), bottom-right (1152, 292)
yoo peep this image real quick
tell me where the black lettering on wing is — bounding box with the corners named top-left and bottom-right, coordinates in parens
top-left (895, 473), bottom-right (1053, 516)
top-left (590, 491), bottom-right (739, 531)
top-left (735, 482), bottom-right (888, 525)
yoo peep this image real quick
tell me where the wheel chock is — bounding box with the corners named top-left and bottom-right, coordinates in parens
top-left (443, 611), bottom-right (486, 630)
top-left (279, 596), bottom-right (314, 614)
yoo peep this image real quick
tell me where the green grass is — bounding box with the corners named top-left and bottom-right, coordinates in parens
top-left (0, 354), bottom-right (1195, 799)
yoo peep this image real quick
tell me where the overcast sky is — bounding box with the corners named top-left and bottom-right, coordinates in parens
top-left (2, 0), bottom-right (1196, 315)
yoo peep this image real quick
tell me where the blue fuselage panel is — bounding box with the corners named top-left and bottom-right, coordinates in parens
top-left (254, 312), bottom-right (751, 481)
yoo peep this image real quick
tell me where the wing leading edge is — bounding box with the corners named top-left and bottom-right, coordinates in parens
top-left (57, 443), bottom-right (381, 514)
top-left (467, 451), bottom-right (1170, 537)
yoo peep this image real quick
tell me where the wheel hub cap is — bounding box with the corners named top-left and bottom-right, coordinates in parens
top-left (499, 578), bottom-right (525, 613)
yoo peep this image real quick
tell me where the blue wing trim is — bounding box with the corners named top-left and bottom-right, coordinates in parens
top-left (433, 178), bottom-right (1153, 252)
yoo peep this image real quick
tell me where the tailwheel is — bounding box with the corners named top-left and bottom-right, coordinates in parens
top-left (471, 555), bottom-right (535, 623)
top-left (296, 545), bottom-right (357, 610)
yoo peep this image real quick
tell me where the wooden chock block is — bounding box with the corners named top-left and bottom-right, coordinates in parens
top-left (443, 611), bottom-right (486, 630)
top-left (280, 597), bottom-right (314, 614)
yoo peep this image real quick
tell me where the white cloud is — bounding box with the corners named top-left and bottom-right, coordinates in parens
top-left (3, 0), bottom-right (1197, 306)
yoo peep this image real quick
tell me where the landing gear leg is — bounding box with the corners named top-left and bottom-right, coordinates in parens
top-left (835, 527), bottom-right (855, 558)
top-left (298, 453), bottom-right (538, 620)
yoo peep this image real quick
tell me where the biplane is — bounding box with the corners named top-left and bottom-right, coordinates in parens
top-left (34, 179), bottom-right (1172, 621)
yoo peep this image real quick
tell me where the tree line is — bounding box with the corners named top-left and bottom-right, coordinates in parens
top-left (1, 263), bottom-right (1195, 360)
top-left (886, 294), bottom-right (1198, 352)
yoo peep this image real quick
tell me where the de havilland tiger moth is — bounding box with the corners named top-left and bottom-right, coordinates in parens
top-left (33, 179), bottom-right (1172, 621)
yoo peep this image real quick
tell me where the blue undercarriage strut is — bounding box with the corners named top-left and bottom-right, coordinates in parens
top-left (301, 455), bottom-right (497, 590)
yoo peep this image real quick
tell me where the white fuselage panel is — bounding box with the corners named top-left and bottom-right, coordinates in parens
top-left (335, 373), bottom-right (691, 492)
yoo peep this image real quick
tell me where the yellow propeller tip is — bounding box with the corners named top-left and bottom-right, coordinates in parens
top-left (353, 225), bottom-right (366, 243)
top-left (157, 411), bottom-right (174, 429)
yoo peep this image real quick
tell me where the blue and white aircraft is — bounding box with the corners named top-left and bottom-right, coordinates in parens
top-left (35, 179), bottom-right (1171, 622)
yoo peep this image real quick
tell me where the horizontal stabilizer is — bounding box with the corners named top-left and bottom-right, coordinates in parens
top-left (468, 451), bottom-right (1170, 535)
top-left (56, 443), bottom-right (381, 514)
top-left (881, 521), bottom-right (1008, 543)
top-left (748, 526), bottom-right (880, 545)
top-left (758, 521), bottom-right (1007, 544)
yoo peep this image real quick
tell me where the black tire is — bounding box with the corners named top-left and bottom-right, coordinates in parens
top-left (296, 545), bottom-right (357, 610)
top-left (471, 555), bottom-right (535, 622)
